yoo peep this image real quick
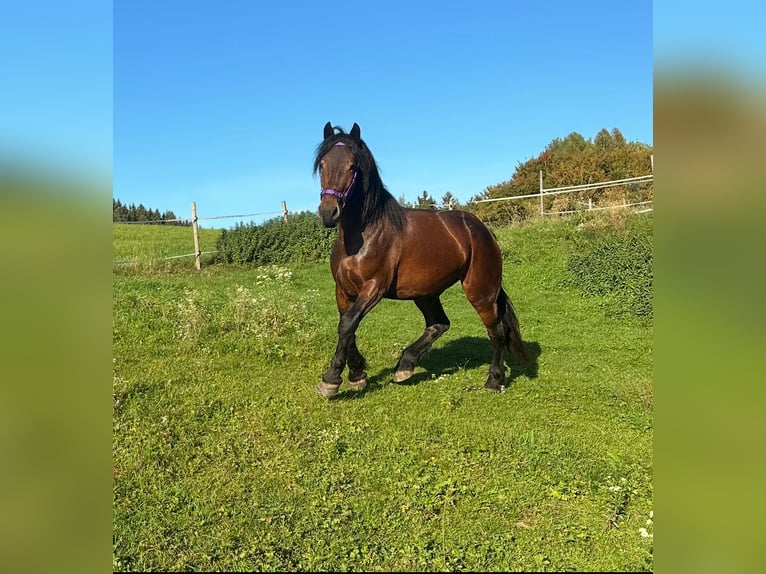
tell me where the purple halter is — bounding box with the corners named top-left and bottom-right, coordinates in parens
top-left (320, 142), bottom-right (358, 205)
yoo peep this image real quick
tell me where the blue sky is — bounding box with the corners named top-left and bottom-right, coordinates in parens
top-left (112, 0), bottom-right (653, 227)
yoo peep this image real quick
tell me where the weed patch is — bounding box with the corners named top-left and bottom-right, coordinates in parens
top-left (567, 213), bottom-right (653, 317)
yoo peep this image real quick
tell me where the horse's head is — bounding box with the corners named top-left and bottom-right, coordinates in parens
top-left (316, 122), bottom-right (362, 228)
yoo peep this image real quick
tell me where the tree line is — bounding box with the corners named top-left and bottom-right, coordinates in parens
top-left (112, 199), bottom-right (190, 225)
top-left (398, 127), bottom-right (653, 223)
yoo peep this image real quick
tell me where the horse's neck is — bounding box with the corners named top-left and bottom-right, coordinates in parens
top-left (339, 213), bottom-right (366, 256)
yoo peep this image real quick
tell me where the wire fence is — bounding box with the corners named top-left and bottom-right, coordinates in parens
top-left (113, 172), bottom-right (653, 268)
top-left (113, 201), bottom-right (290, 269)
top-left (471, 171), bottom-right (653, 217)
top-left (552, 199), bottom-right (653, 216)
top-left (112, 250), bottom-right (221, 266)
top-left (113, 210), bottom-right (285, 226)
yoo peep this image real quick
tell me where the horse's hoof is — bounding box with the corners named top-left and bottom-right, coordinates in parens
top-left (316, 381), bottom-right (340, 398)
top-left (348, 378), bottom-right (367, 391)
top-left (392, 369), bottom-right (413, 383)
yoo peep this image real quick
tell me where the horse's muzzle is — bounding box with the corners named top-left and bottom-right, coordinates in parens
top-left (318, 200), bottom-right (341, 228)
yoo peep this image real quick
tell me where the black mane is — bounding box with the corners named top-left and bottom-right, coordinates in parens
top-left (314, 126), bottom-right (405, 231)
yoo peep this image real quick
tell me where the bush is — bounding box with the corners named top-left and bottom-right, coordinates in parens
top-left (567, 213), bottom-right (653, 317)
top-left (215, 211), bottom-right (337, 265)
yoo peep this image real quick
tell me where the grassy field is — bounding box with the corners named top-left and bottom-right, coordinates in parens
top-left (113, 215), bottom-right (653, 571)
top-left (113, 223), bottom-right (221, 269)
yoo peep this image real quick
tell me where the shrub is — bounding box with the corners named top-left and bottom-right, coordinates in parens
top-left (567, 213), bottom-right (653, 317)
top-left (215, 211), bottom-right (337, 265)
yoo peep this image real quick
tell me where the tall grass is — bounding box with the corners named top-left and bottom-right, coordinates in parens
top-left (113, 213), bottom-right (653, 571)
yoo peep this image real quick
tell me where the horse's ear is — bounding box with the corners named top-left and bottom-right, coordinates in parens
top-left (323, 122), bottom-right (334, 140)
top-left (350, 123), bottom-right (361, 142)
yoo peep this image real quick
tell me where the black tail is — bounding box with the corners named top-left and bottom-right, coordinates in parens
top-left (497, 288), bottom-right (528, 363)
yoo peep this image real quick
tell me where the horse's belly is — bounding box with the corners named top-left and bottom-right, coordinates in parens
top-left (387, 264), bottom-right (461, 299)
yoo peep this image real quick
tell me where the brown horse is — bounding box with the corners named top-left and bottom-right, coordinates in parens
top-left (314, 122), bottom-right (527, 398)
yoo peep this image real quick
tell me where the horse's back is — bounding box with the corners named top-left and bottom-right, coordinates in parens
top-left (390, 209), bottom-right (500, 299)
top-left (403, 208), bottom-right (499, 256)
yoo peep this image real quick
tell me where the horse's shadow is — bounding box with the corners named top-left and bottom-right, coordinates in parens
top-left (333, 337), bottom-right (541, 399)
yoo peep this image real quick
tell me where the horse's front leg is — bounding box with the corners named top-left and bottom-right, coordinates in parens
top-left (345, 334), bottom-right (368, 391)
top-left (317, 285), bottom-right (381, 398)
top-left (319, 333), bottom-right (368, 393)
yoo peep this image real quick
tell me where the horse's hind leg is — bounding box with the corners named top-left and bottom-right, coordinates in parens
top-left (484, 320), bottom-right (508, 391)
top-left (464, 295), bottom-right (507, 391)
top-left (462, 273), bottom-right (508, 391)
top-left (393, 296), bottom-right (450, 383)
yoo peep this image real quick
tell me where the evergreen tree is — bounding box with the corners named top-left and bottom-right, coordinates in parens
top-left (415, 190), bottom-right (435, 209)
top-left (112, 199), bottom-right (188, 225)
top-left (440, 192), bottom-right (458, 209)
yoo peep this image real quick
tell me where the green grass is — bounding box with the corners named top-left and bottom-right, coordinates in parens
top-left (113, 216), bottom-right (653, 571)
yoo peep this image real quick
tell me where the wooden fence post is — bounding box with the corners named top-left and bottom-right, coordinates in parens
top-left (192, 201), bottom-right (201, 270)
top-left (539, 170), bottom-right (544, 216)
top-left (282, 201), bottom-right (288, 223)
